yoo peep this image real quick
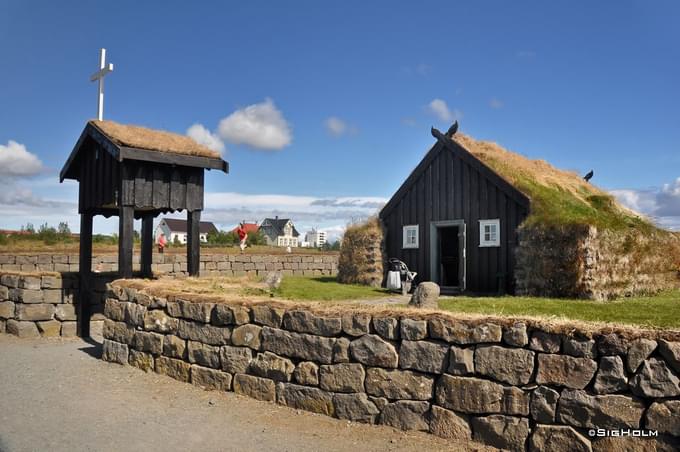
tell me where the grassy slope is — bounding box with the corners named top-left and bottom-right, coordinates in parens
top-left (274, 276), bottom-right (389, 301)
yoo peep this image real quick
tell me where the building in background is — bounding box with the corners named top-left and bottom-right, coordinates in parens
top-left (305, 229), bottom-right (327, 248)
top-left (155, 218), bottom-right (218, 244)
top-left (231, 222), bottom-right (260, 236)
top-left (259, 217), bottom-right (300, 247)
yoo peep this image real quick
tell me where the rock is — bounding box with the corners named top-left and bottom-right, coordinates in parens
top-left (263, 271), bottom-right (283, 290)
top-left (0, 301), bottom-right (15, 319)
top-left (294, 361), bottom-right (319, 386)
top-left (529, 331), bottom-right (561, 353)
top-left (276, 383), bottom-right (334, 416)
top-left (143, 310), bottom-right (178, 334)
top-left (104, 298), bottom-right (125, 322)
top-left (102, 319), bottom-right (135, 344)
top-left (349, 334), bottom-right (398, 368)
top-left (630, 358), bottom-right (680, 398)
top-left (211, 304), bottom-right (234, 326)
top-left (55, 304), bottom-right (77, 322)
top-left (400, 319), bottom-right (428, 341)
top-left (536, 354), bottom-right (597, 389)
top-left (563, 337), bottom-right (597, 359)
top-left (429, 406), bottom-right (472, 440)
top-left (162, 335), bottom-right (187, 360)
top-left (261, 327), bottom-right (335, 364)
top-left (557, 389), bottom-right (645, 429)
top-left (0, 320), bottom-right (5, 333)
top-left (503, 322), bottom-right (528, 347)
top-left (626, 338), bottom-right (657, 373)
top-left (0, 274), bottom-right (19, 288)
top-left (319, 363), bottom-right (365, 393)
top-left (41, 275), bottom-right (62, 289)
top-left (372, 316), bottom-right (399, 340)
top-left (658, 340), bottom-right (680, 373)
top-left (408, 282), bottom-right (439, 309)
top-left (249, 351), bottom-right (295, 382)
top-left (60, 321), bottom-right (77, 337)
top-left (471, 415), bottom-right (529, 451)
top-left (167, 299), bottom-right (214, 323)
top-left (187, 341), bottom-right (221, 369)
top-left (251, 305), bottom-right (285, 328)
top-left (102, 340), bottom-right (128, 364)
top-left (177, 320), bottom-right (231, 346)
top-left (475, 345), bottom-right (535, 385)
top-left (399, 340), bottom-right (448, 374)
top-left (333, 393), bottom-right (379, 423)
top-left (19, 276), bottom-right (41, 290)
top-left (282, 310), bottom-right (342, 337)
top-left (529, 425), bottom-right (592, 452)
top-left (129, 349), bottom-right (154, 372)
top-left (231, 324), bottom-right (262, 350)
top-left (645, 400), bottom-right (680, 436)
top-left (530, 386), bottom-right (559, 423)
top-left (233, 374), bottom-right (276, 401)
top-left (428, 319), bottom-right (502, 344)
top-left (591, 436), bottom-right (680, 452)
top-left (16, 304), bottom-right (55, 321)
top-left (123, 302), bottom-right (146, 327)
top-left (219, 345), bottom-right (253, 374)
top-left (596, 333), bottom-right (627, 356)
top-left (332, 337), bottom-right (350, 363)
top-left (435, 375), bottom-right (506, 414)
top-left (503, 386), bottom-right (531, 415)
top-left (37, 320), bottom-right (61, 337)
top-left (365, 367), bottom-right (434, 400)
top-left (341, 312), bottom-right (371, 336)
top-left (191, 365), bottom-right (232, 391)
top-left (131, 331), bottom-right (163, 356)
top-left (447, 346), bottom-right (474, 375)
top-left (379, 401), bottom-right (429, 431)
top-left (9, 288), bottom-right (42, 304)
top-left (230, 306), bottom-right (251, 325)
top-left (593, 356), bottom-right (627, 394)
top-left (369, 396), bottom-right (388, 411)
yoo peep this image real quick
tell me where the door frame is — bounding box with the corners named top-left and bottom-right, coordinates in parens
top-left (430, 220), bottom-right (466, 291)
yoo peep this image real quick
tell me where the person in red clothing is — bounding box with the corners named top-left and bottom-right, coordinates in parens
top-left (236, 222), bottom-right (248, 253)
top-left (157, 232), bottom-right (167, 254)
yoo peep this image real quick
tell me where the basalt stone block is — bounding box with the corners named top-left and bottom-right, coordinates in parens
top-left (400, 319), bottom-right (428, 341)
top-left (333, 393), bottom-right (379, 423)
top-left (249, 351), bottom-right (295, 382)
top-left (658, 340), bottom-right (680, 373)
top-left (167, 299), bottom-right (213, 323)
top-left (230, 305), bottom-right (251, 325)
top-left (231, 324), bottom-right (262, 350)
top-left (131, 331), bottom-right (163, 356)
top-left (448, 346), bottom-right (474, 375)
top-left (144, 310), bottom-right (178, 334)
top-left (129, 349), bottom-right (154, 372)
top-left (349, 334), bottom-right (398, 368)
top-left (630, 358), bottom-right (680, 398)
top-left (251, 305), bottom-right (285, 328)
top-left (536, 354), bottom-right (597, 389)
top-left (428, 319), bottom-right (502, 344)
top-left (102, 339), bottom-right (129, 365)
top-left (156, 356), bottom-right (191, 382)
top-left (18, 276), bottom-right (41, 290)
top-left (365, 367), bottom-right (434, 400)
top-left (645, 400), bottom-right (680, 436)
top-left (191, 365), bottom-right (232, 391)
top-left (399, 340), bottom-right (448, 374)
top-left (211, 304), bottom-right (234, 326)
top-left (530, 386), bottom-right (559, 423)
top-left (124, 302), bottom-right (146, 328)
top-left (319, 363), bottom-right (365, 393)
top-left (37, 320), bottom-right (61, 337)
top-left (261, 327), bottom-right (335, 364)
top-left (503, 322), bottom-right (528, 347)
top-left (626, 338), bottom-right (657, 373)
top-left (529, 425), bottom-right (592, 452)
top-left (429, 405), bottom-right (472, 440)
top-left (7, 319), bottom-right (40, 337)
top-left (529, 331), bottom-right (561, 353)
top-left (563, 337), bottom-right (597, 359)
top-left (557, 389), bottom-right (645, 429)
top-left (436, 375), bottom-right (523, 415)
top-left (234, 373), bottom-right (276, 401)
top-left (0, 319), bottom-right (5, 333)
top-left (294, 361), bottom-right (319, 386)
top-left (55, 304), bottom-right (77, 322)
top-left (187, 341), bottom-right (221, 369)
top-left (177, 320), bottom-right (231, 346)
top-left (341, 312), bottom-right (371, 336)
top-left (163, 334), bottom-right (187, 360)
top-left (0, 285), bottom-right (8, 300)
top-left (220, 345), bottom-right (253, 374)
top-left (10, 288), bottom-right (43, 304)
top-left (332, 337), bottom-right (350, 363)
top-left (60, 321), bottom-right (77, 337)
top-left (42, 289), bottom-right (62, 304)
top-left (282, 310), bottom-right (342, 337)
top-left (1, 274), bottom-right (19, 288)
top-left (593, 356), bottom-right (627, 394)
top-left (596, 333), bottom-right (627, 356)
top-left (379, 401), bottom-right (429, 431)
top-left (504, 387), bottom-right (530, 416)
top-left (475, 345), bottom-right (535, 385)
top-left (471, 415), bottom-right (529, 451)
top-left (0, 301), bottom-right (15, 319)
top-left (103, 319), bottom-right (135, 344)
top-left (372, 316), bottom-right (399, 340)
top-left (276, 383), bottom-right (334, 416)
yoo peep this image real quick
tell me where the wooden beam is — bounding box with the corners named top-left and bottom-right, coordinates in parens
top-left (141, 214), bottom-right (154, 278)
top-left (118, 205), bottom-right (134, 278)
top-left (118, 146), bottom-right (228, 172)
top-left (77, 212), bottom-right (93, 338)
top-left (187, 210), bottom-right (201, 276)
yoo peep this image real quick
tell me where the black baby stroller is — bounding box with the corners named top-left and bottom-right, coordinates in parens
top-left (386, 258), bottom-right (417, 295)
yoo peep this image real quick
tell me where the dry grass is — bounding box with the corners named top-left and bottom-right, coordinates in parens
top-left (337, 217), bottom-right (383, 287)
top-left (91, 120), bottom-right (221, 159)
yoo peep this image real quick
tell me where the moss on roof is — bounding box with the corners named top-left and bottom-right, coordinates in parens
top-left (90, 120), bottom-right (221, 159)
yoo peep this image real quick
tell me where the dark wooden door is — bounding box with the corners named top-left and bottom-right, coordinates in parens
top-left (439, 226), bottom-right (460, 287)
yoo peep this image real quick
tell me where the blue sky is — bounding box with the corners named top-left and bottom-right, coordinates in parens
top-left (1, 0), bottom-right (679, 238)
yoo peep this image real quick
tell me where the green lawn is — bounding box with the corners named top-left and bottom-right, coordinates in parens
top-left (438, 290), bottom-right (680, 329)
top-left (274, 276), bottom-right (390, 301)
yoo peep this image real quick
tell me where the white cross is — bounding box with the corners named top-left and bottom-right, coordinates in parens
top-left (90, 48), bottom-right (114, 121)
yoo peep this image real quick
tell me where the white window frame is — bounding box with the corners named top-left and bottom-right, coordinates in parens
top-left (479, 219), bottom-right (500, 247)
top-left (402, 225), bottom-right (419, 249)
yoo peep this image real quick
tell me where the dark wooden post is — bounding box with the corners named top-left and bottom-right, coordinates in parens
top-left (78, 212), bottom-right (93, 338)
top-left (118, 205), bottom-right (134, 278)
top-left (140, 214), bottom-right (154, 278)
top-left (187, 209), bottom-right (201, 276)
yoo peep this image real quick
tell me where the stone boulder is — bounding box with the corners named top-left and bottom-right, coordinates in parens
top-left (264, 271), bottom-right (283, 290)
top-left (429, 406), bottom-right (472, 440)
top-left (645, 400), bottom-right (680, 436)
top-left (626, 338), bottom-right (657, 373)
top-left (475, 345), bottom-right (535, 385)
top-left (557, 389), bottom-right (644, 429)
top-left (593, 356), bottom-right (627, 394)
top-left (529, 425), bottom-right (592, 452)
top-left (536, 354), bottom-right (597, 389)
top-left (379, 401), bottom-right (430, 431)
top-left (629, 358), bottom-right (680, 398)
top-left (471, 415), bottom-right (529, 451)
top-left (349, 334), bottom-right (398, 368)
top-left (408, 282), bottom-right (439, 309)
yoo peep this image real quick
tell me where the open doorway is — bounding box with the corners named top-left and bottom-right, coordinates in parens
top-left (430, 220), bottom-right (466, 291)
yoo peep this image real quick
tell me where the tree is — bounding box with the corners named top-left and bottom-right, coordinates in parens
top-left (173, 235), bottom-right (181, 246)
top-left (21, 223), bottom-right (35, 234)
top-left (57, 222), bottom-right (71, 237)
top-left (246, 230), bottom-right (266, 246)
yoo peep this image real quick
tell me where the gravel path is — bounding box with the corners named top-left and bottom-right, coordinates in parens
top-left (0, 334), bottom-right (488, 452)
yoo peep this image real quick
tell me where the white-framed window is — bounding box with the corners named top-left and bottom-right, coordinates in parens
top-left (479, 219), bottom-right (500, 247)
top-left (402, 225), bottom-right (419, 249)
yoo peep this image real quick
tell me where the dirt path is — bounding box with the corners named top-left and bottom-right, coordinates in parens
top-left (0, 335), bottom-right (489, 452)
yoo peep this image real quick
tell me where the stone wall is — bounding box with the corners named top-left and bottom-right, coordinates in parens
top-left (0, 253), bottom-right (338, 277)
top-left (0, 271), bottom-right (110, 338)
top-left (516, 224), bottom-right (680, 300)
top-left (102, 280), bottom-right (680, 451)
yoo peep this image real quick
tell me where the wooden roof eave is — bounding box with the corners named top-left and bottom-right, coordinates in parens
top-left (60, 122), bottom-right (121, 182)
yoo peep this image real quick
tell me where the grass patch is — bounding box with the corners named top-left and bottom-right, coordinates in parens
top-left (439, 290), bottom-right (680, 328)
top-left (274, 276), bottom-right (390, 301)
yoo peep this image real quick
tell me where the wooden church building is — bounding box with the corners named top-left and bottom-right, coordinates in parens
top-left (379, 124), bottom-right (530, 295)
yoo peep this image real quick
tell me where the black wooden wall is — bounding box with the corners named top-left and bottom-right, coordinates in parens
top-left (380, 140), bottom-right (529, 294)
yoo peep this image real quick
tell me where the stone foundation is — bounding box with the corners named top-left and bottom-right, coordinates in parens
top-left (102, 280), bottom-right (680, 451)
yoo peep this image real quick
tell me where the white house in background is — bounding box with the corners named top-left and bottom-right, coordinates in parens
top-left (259, 217), bottom-right (300, 247)
top-left (305, 229), bottom-right (327, 248)
top-left (155, 218), bottom-right (218, 244)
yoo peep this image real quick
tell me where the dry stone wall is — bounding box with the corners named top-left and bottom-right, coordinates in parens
top-left (102, 280), bottom-right (680, 451)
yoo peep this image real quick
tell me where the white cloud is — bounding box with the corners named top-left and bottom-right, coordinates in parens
top-left (611, 178), bottom-right (680, 230)
top-left (217, 98), bottom-right (292, 150)
top-left (426, 99), bottom-right (462, 122)
top-left (186, 123), bottom-right (225, 154)
top-left (0, 140), bottom-right (44, 177)
top-left (489, 98), bottom-right (504, 109)
top-left (324, 117), bottom-right (358, 137)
